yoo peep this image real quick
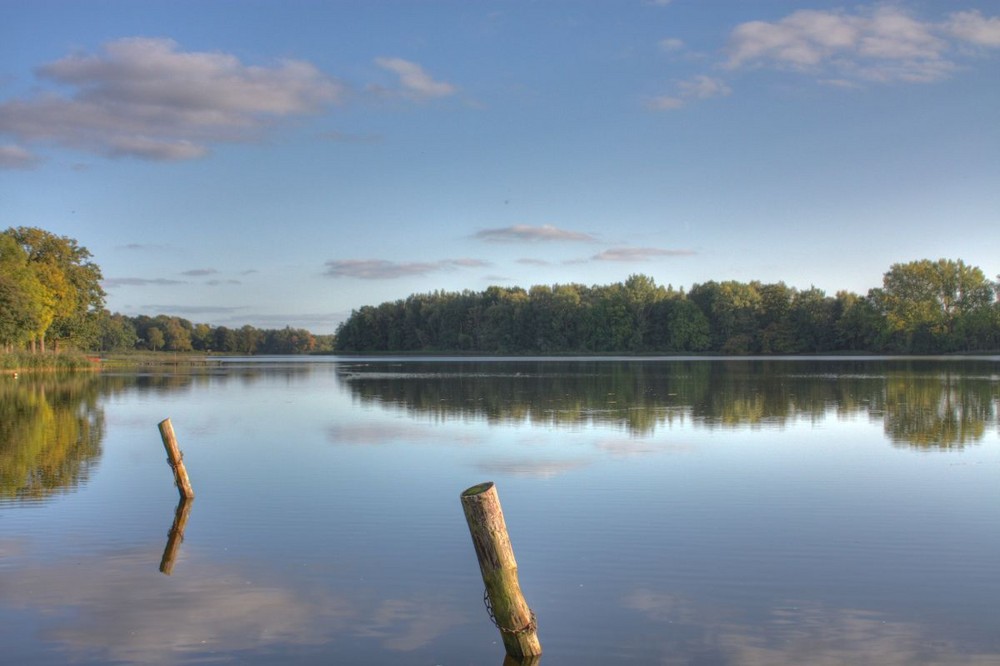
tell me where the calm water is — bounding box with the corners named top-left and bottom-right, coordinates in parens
top-left (2, 357), bottom-right (999, 665)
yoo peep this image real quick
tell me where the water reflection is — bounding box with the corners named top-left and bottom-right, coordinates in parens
top-left (1, 545), bottom-right (474, 664)
top-left (159, 497), bottom-right (193, 575)
top-left (336, 358), bottom-right (1000, 449)
top-left (622, 589), bottom-right (1000, 665)
top-left (878, 372), bottom-right (994, 449)
top-left (0, 374), bottom-right (105, 503)
top-left (0, 365), bottom-right (326, 505)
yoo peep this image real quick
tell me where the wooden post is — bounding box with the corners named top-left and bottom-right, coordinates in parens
top-left (158, 418), bottom-right (194, 499)
top-left (159, 497), bottom-right (193, 575)
top-left (461, 481), bottom-right (541, 658)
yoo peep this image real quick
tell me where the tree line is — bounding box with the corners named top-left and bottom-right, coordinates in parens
top-left (1, 226), bottom-right (333, 354)
top-left (334, 260), bottom-right (1000, 354)
top-left (98, 313), bottom-right (334, 354)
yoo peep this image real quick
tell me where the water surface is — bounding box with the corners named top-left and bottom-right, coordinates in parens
top-left (2, 357), bottom-right (998, 664)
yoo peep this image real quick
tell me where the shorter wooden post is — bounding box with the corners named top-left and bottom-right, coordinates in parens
top-left (461, 481), bottom-right (541, 658)
top-left (159, 497), bottom-right (193, 575)
top-left (158, 418), bottom-right (194, 499)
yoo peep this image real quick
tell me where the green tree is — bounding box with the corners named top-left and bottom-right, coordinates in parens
top-left (689, 280), bottom-right (762, 353)
top-left (192, 323), bottom-right (214, 351)
top-left (94, 310), bottom-right (138, 352)
top-left (877, 259), bottom-right (995, 352)
top-left (146, 327), bottom-right (165, 351)
top-left (238, 324), bottom-right (261, 354)
top-left (161, 316), bottom-right (194, 351)
top-left (4, 227), bottom-right (106, 351)
top-left (0, 234), bottom-right (50, 351)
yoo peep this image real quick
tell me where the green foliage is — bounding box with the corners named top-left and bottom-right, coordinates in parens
top-left (335, 262), bottom-right (1000, 355)
top-left (874, 259), bottom-right (997, 352)
top-left (2, 227), bottom-right (106, 351)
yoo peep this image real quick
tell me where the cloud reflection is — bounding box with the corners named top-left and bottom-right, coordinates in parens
top-left (624, 589), bottom-right (1000, 665)
top-left (2, 547), bottom-right (471, 664)
top-left (475, 458), bottom-right (590, 479)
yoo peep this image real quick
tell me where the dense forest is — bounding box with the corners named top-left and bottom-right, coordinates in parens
top-left (1, 226), bottom-right (333, 355)
top-left (335, 261), bottom-right (1000, 355)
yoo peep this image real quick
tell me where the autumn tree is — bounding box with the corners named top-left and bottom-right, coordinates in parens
top-left (3, 227), bottom-right (105, 351)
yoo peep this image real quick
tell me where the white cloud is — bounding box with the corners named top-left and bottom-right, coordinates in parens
top-left (0, 37), bottom-right (341, 161)
top-left (945, 10), bottom-right (1000, 47)
top-left (374, 57), bottom-right (456, 99)
top-left (723, 5), bottom-right (984, 84)
top-left (474, 224), bottom-right (596, 242)
top-left (648, 5), bottom-right (1000, 112)
top-left (0, 144), bottom-right (40, 169)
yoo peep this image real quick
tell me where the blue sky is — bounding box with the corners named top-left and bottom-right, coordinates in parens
top-left (2, 1), bottom-right (998, 334)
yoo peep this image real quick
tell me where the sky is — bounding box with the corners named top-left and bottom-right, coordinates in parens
top-left (2, 1), bottom-right (999, 334)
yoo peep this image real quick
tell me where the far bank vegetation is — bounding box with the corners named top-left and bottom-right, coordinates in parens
top-left (335, 261), bottom-right (1000, 355)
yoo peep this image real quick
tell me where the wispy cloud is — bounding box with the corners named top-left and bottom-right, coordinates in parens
top-left (0, 144), bottom-right (40, 169)
top-left (324, 257), bottom-right (488, 280)
top-left (474, 224), bottom-right (596, 243)
top-left (140, 304), bottom-right (248, 315)
top-left (180, 268), bottom-right (219, 277)
top-left (658, 38), bottom-right (685, 53)
top-left (102, 277), bottom-right (187, 288)
top-left (516, 258), bottom-right (551, 266)
top-left (117, 243), bottom-right (170, 251)
top-left (648, 75), bottom-right (732, 111)
top-left (319, 130), bottom-right (383, 144)
top-left (0, 37), bottom-right (341, 161)
top-left (592, 247), bottom-right (695, 262)
top-left (373, 57), bottom-right (456, 100)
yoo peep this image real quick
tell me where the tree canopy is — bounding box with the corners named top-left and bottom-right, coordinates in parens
top-left (335, 263), bottom-right (999, 355)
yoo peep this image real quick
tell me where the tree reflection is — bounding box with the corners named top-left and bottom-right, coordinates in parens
top-left (875, 370), bottom-right (996, 448)
top-left (0, 374), bottom-right (105, 502)
top-left (335, 359), bottom-right (999, 449)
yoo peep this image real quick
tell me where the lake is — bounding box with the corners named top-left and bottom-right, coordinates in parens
top-left (2, 357), bottom-right (998, 665)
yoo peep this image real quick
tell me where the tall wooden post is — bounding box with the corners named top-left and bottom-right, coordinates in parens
top-left (159, 497), bottom-right (193, 575)
top-left (461, 482), bottom-right (541, 658)
top-left (158, 418), bottom-right (195, 499)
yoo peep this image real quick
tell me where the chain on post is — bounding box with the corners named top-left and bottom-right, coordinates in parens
top-left (483, 588), bottom-right (537, 636)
